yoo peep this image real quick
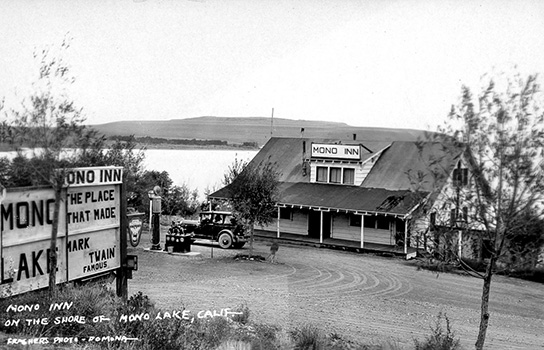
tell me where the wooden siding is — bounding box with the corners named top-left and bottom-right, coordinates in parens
top-left (357, 160), bottom-right (375, 184)
top-left (309, 161), bottom-right (377, 186)
top-left (331, 213), bottom-right (394, 245)
top-left (269, 209), bottom-right (308, 235)
top-left (364, 228), bottom-right (393, 245)
top-left (331, 214), bottom-right (360, 241)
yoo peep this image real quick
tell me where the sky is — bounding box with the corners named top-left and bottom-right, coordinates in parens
top-left (1, 0), bottom-right (544, 131)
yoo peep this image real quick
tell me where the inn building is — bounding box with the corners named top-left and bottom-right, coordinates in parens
top-left (210, 136), bottom-right (476, 259)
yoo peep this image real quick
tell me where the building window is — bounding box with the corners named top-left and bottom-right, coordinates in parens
top-left (453, 168), bottom-right (469, 187)
top-left (349, 214), bottom-right (361, 227)
top-left (364, 216), bottom-right (376, 228)
top-left (343, 168), bottom-right (355, 185)
top-left (330, 167), bottom-right (342, 183)
top-left (462, 207), bottom-right (468, 222)
top-left (376, 216), bottom-right (389, 230)
top-left (279, 207), bottom-right (292, 220)
top-left (430, 212), bottom-right (436, 230)
top-left (316, 167), bottom-right (328, 182)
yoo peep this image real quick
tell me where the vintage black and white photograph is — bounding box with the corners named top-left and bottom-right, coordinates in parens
top-left (1, 1), bottom-right (544, 349)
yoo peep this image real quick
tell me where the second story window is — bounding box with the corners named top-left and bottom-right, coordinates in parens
top-left (316, 166), bottom-right (328, 182)
top-left (330, 167), bottom-right (342, 183)
top-left (313, 165), bottom-right (357, 185)
top-left (453, 168), bottom-right (469, 187)
top-left (343, 168), bottom-right (355, 185)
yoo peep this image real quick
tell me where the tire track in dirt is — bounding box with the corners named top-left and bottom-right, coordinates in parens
top-left (130, 242), bottom-right (544, 349)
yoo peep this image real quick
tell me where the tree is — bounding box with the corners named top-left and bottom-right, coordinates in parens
top-left (224, 159), bottom-right (281, 257)
top-left (3, 38), bottom-right (104, 297)
top-left (423, 72), bottom-right (544, 350)
top-left (162, 184), bottom-right (199, 218)
top-left (223, 157), bottom-right (248, 186)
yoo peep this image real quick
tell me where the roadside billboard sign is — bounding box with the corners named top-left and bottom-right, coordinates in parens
top-left (1, 187), bottom-right (67, 297)
top-left (1, 166), bottom-right (124, 297)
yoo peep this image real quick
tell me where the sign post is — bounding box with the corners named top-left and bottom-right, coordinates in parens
top-left (117, 181), bottom-right (128, 299)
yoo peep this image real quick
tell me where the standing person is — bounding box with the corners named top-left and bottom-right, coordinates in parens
top-left (267, 241), bottom-right (279, 263)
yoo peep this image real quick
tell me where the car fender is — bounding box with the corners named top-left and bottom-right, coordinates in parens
top-left (217, 229), bottom-right (233, 240)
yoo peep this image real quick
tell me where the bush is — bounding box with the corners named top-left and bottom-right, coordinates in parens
top-left (502, 267), bottom-right (544, 283)
top-left (1, 285), bottom-right (466, 350)
top-left (413, 312), bottom-right (461, 350)
top-left (113, 291), bottom-right (158, 339)
top-left (0, 281), bottom-right (119, 338)
top-left (416, 258), bottom-right (455, 274)
top-left (459, 258), bottom-right (486, 273)
top-left (231, 303), bottom-right (250, 325)
top-left (291, 325), bottom-right (326, 350)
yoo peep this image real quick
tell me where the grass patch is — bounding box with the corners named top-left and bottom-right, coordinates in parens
top-left (1, 284), bottom-right (464, 350)
top-left (413, 312), bottom-right (461, 350)
top-left (233, 254), bottom-right (266, 262)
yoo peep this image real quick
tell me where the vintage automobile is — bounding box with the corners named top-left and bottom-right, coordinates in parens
top-left (170, 211), bottom-right (247, 249)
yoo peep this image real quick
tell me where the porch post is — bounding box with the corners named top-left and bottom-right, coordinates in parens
top-left (320, 210), bottom-right (324, 244)
top-left (360, 214), bottom-right (365, 249)
top-left (277, 207), bottom-right (281, 238)
top-left (403, 219), bottom-right (407, 254)
top-left (458, 230), bottom-right (462, 257)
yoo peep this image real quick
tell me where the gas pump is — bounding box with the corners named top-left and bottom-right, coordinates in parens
top-left (148, 186), bottom-right (162, 250)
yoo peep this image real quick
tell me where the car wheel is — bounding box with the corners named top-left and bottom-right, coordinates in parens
top-left (218, 233), bottom-right (233, 249)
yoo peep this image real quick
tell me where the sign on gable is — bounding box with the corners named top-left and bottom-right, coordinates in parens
top-left (311, 143), bottom-right (361, 160)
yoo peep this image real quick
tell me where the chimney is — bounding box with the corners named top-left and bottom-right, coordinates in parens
top-left (353, 133), bottom-right (357, 141)
top-left (302, 140), bottom-right (308, 176)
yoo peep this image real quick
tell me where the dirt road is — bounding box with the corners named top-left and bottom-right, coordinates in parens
top-left (128, 232), bottom-right (544, 349)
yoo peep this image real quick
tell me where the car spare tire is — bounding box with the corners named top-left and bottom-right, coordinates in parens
top-left (218, 232), bottom-right (233, 249)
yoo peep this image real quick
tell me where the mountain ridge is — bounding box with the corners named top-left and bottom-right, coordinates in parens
top-left (90, 116), bottom-right (428, 146)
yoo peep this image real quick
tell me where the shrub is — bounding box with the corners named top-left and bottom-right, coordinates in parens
top-left (502, 267), bottom-right (544, 283)
top-left (413, 312), bottom-right (461, 350)
top-left (416, 258), bottom-right (455, 274)
top-left (112, 291), bottom-right (158, 339)
top-left (459, 258), bottom-right (486, 273)
top-left (231, 303), bottom-right (251, 325)
top-left (0, 281), bottom-right (119, 338)
top-left (291, 325), bottom-right (327, 350)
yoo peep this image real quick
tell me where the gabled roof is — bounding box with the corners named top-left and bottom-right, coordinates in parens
top-left (210, 137), bottom-right (464, 216)
top-left (361, 141), bottom-right (463, 192)
top-left (248, 138), bottom-right (391, 183)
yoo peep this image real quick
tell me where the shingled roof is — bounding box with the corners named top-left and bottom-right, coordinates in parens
top-left (210, 137), bottom-right (464, 217)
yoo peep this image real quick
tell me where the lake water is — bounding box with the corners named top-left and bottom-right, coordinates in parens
top-left (143, 149), bottom-right (257, 199)
top-left (0, 149), bottom-right (257, 200)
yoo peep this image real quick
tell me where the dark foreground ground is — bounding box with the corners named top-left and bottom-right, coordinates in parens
top-left (129, 230), bottom-right (544, 350)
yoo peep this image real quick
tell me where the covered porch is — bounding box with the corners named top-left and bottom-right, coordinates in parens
top-left (255, 229), bottom-right (418, 259)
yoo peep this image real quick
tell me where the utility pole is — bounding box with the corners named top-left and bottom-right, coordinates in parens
top-left (270, 108), bottom-right (274, 137)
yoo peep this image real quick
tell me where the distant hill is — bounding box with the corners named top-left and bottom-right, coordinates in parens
top-left (90, 116), bottom-right (429, 147)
